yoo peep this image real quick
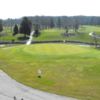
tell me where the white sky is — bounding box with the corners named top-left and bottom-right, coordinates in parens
top-left (1, 0), bottom-right (100, 19)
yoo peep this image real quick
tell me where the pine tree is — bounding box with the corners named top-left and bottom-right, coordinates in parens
top-left (33, 24), bottom-right (40, 37)
top-left (19, 17), bottom-right (32, 37)
top-left (49, 18), bottom-right (54, 28)
top-left (0, 20), bottom-right (3, 32)
top-left (57, 17), bottom-right (61, 28)
top-left (13, 24), bottom-right (18, 36)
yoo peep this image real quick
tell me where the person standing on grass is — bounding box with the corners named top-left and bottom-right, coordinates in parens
top-left (37, 69), bottom-right (42, 78)
top-left (13, 96), bottom-right (17, 100)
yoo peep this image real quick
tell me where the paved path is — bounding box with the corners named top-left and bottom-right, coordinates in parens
top-left (0, 70), bottom-right (78, 100)
top-left (26, 31), bottom-right (34, 45)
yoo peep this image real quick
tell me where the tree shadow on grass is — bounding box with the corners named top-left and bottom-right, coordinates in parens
top-left (17, 36), bottom-right (29, 41)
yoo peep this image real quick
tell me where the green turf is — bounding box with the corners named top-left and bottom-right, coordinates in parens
top-left (34, 25), bottom-right (100, 43)
top-left (34, 28), bottom-right (65, 41)
top-left (0, 44), bottom-right (100, 100)
top-left (1, 25), bottom-right (100, 43)
top-left (71, 25), bottom-right (100, 42)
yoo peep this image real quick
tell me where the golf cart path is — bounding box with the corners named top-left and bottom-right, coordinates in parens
top-left (0, 70), bottom-right (78, 100)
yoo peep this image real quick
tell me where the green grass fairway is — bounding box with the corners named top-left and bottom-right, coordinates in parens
top-left (0, 44), bottom-right (100, 100)
top-left (34, 28), bottom-right (65, 41)
top-left (34, 25), bottom-right (100, 43)
top-left (66, 25), bottom-right (100, 43)
top-left (1, 25), bottom-right (100, 43)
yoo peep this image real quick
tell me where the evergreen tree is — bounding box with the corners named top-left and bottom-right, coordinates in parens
top-left (73, 19), bottom-right (79, 32)
top-left (0, 20), bottom-right (3, 32)
top-left (13, 24), bottom-right (18, 36)
top-left (65, 26), bottom-right (68, 33)
top-left (19, 17), bottom-right (32, 37)
top-left (57, 17), bottom-right (61, 28)
top-left (49, 18), bottom-right (54, 28)
top-left (33, 24), bottom-right (40, 37)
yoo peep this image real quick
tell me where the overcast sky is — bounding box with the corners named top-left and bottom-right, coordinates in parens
top-left (1, 0), bottom-right (100, 19)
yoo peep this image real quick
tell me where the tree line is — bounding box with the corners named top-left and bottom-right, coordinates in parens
top-left (0, 17), bottom-right (40, 38)
top-left (0, 15), bottom-right (100, 38)
top-left (3, 16), bottom-right (100, 27)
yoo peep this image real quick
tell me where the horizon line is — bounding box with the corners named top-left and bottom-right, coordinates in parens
top-left (2, 15), bottom-right (100, 20)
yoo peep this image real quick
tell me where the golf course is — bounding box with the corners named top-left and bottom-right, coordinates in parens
top-left (0, 0), bottom-right (100, 99)
top-left (0, 43), bottom-right (100, 100)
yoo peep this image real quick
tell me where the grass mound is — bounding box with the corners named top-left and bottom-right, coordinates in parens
top-left (0, 44), bottom-right (100, 100)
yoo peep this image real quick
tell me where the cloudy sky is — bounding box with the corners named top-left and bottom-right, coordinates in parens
top-left (0, 0), bottom-right (100, 19)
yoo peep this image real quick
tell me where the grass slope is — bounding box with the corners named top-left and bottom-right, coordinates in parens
top-left (0, 44), bottom-right (100, 100)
